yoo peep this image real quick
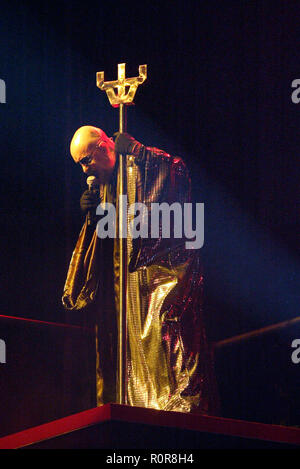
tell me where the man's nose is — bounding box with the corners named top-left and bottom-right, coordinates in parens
top-left (81, 165), bottom-right (89, 174)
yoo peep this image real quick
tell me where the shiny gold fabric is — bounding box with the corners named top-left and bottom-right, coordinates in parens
top-left (62, 144), bottom-right (219, 414)
top-left (62, 223), bottom-right (100, 311)
top-left (125, 159), bottom-right (194, 411)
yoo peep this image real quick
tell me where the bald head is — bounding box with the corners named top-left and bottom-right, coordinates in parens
top-left (70, 126), bottom-right (110, 162)
top-left (70, 125), bottom-right (116, 182)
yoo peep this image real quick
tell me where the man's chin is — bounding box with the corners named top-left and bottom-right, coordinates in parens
top-left (86, 169), bottom-right (111, 184)
top-left (86, 171), bottom-right (99, 179)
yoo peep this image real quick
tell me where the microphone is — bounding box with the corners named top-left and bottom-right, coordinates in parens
top-left (86, 176), bottom-right (99, 226)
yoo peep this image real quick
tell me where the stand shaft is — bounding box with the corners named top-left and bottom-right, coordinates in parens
top-left (117, 103), bottom-right (127, 405)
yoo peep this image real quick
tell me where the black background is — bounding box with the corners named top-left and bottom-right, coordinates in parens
top-left (0, 0), bottom-right (299, 427)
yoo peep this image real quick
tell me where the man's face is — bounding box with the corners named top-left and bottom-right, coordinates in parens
top-left (76, 140), bottom-right (115, 183)
top-left (70, 127), bottom-right (116, 183)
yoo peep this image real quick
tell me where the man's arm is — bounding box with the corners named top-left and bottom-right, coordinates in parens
top-left (114, 132), bottom-right (175, 166)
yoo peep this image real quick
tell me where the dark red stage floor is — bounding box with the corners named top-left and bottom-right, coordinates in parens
top-left (0, 404), bottom-right (299, 449)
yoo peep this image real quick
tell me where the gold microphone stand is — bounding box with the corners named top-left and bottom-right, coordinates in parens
top-left (96, 63), bottom-right (147, 404)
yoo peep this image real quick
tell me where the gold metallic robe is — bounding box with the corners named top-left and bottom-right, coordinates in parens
top-left (62, 143), bottom-right (218, 414)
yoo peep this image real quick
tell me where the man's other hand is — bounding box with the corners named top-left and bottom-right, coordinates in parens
top-left (113, 132), bottom-right (138, 155)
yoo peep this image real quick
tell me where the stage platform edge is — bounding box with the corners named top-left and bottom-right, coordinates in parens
top-left (0, 403), bottom-right (299, 449)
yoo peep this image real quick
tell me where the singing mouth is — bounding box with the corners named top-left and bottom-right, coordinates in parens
top-left (87, 170), bottom-right (97, 177)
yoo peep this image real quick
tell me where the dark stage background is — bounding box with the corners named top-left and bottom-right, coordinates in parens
top-left (0, 0), bottom-right (299, 434)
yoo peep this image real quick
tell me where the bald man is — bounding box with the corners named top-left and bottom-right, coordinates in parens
top-left (63, 126), bottom-right (219, 414)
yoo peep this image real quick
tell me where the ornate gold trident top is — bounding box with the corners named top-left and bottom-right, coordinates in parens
top-left (96, 63), bottom-right (147, 108)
